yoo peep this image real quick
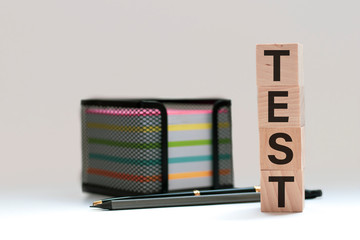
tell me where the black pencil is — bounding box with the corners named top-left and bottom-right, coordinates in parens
top-left (91, 187), bottom-right (322, 210)
top-left (92, 192), bottom-right (261, 210)
top-left (92, 186), bottom-right (260, 206)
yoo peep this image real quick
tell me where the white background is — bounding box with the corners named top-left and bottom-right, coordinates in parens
top-left (1, 1), bottom-right (359, 239)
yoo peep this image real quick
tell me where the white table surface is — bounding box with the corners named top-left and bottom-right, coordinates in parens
top-left (1, 186), bottom-right (358, 240)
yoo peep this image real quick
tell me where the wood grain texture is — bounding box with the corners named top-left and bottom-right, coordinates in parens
top-left (259, 127), bottom-right (304, 170)
top-left (256, 43), bottom-right (303, 86)
top-left (260, 170), bottom-right (304, 212)
top-left (257, 42), bottom-right (305, 213)
top-left (257, 86), bottom-right (304, 128)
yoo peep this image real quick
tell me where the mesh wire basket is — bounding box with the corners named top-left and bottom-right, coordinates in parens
top-left (81, 99), bottom-right (233, 196)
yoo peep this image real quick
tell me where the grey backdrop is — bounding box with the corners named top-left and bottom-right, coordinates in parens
top-left (1, 0), bottom-right (359, 206)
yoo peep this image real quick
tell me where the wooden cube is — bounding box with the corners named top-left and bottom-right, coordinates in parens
top-left (259, 127), bottom-right (304, 171)
top-left (257, 86), bottom-right (304, 128)
top-left (261, 170), bottom-right (304, 212)
top-left (257, 43), bottom-right (303, 86)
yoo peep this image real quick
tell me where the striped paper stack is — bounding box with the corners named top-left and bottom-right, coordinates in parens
top-left (166, 104), bottom-right (231, 191)
top-left (82, 107), bottom-right (163, 194)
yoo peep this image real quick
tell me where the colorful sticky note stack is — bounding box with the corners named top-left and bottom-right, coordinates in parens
top-left (166, 105), bottom-right (214, 191)
top-left (82, 107), bottom-right (163, 194)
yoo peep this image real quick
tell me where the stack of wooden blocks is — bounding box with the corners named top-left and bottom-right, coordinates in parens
top-left (256, 43), bottom-right (304, 212)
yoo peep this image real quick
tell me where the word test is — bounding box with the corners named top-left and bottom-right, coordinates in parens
top-left (256, 43), bottom-right (304, 212)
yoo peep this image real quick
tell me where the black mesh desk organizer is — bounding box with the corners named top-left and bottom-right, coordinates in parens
top-left (81, 99), bottom-right (234, 196)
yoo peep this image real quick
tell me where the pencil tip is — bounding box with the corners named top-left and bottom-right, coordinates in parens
top-left (93, 200), bottom-right (102, 206)
top-left (90, 202), bottom-right (112, 210)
